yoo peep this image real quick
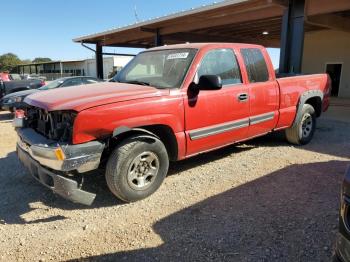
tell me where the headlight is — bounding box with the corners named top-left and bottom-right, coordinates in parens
top-left (14, 97), bottom-right (23, 102)
top-left (7, 97), bottom-right (22, 103)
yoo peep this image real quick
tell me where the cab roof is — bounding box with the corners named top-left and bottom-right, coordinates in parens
top-left (147, 43), bottom-right (264, 51)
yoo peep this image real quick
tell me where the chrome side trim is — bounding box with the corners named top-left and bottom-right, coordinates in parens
top-left (188, 112), bottom-right (275, 141)
top-left (250, 112), bottom-right (275, 125)
top-left (189, 118), bottom-right (249, 140)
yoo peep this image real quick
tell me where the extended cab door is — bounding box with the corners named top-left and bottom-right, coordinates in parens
top-left (184, 48), bottom-right (250, 156)
top-left (240, 48), bottom-right (279, 137)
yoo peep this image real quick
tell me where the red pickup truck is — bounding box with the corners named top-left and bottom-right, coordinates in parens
top-left (15, 43), bottom-right (331, 205)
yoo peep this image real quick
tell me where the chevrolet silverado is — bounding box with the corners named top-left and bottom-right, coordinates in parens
top-left (14, 43), bottom-right (331, 205)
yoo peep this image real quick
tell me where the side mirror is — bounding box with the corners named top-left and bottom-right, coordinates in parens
top-left (197, 75), bottom-right (222, 91)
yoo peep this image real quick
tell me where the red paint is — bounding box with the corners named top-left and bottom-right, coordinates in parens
top-left (0, 72), bottom-right (10, 82)
top-left (24, 43), bottom-right (330, 160)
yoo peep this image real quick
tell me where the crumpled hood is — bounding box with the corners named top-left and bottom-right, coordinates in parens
top-left (24, 82), bottom-right (167, 112)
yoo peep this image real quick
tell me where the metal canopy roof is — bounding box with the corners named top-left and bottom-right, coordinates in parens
top-left (73, 0), bottom-right (350, 48)
top-left (19, 60), bottom-right (86, 67)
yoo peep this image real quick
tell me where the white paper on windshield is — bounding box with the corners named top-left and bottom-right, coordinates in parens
top-left (167, 52), bottom-right (189, 60)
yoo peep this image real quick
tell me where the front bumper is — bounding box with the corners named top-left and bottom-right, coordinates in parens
top-left (336, 167), bottom-right (350, 262)
top-left (16, 128), bottom-right (105, 205)
top-left (17, 145), bottom-right (96, 205)
top-left (0, 100), bottom-right (8, 111)
top-left (1, 101), bottom-right (24, 111)
top-left (17, 128), bottom-right (104, 173)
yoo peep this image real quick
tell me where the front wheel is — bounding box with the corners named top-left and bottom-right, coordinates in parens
top-left (285, 104), bottom-right (316, 145)
top-left (105, 135), bottom-right (169, 202)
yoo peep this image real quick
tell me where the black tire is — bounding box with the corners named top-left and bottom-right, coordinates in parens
top-left (285, 104), bottom-right (316, 145)
top-left (105, 135), bottom-right (169, 202)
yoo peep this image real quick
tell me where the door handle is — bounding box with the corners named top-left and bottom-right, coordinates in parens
top-left (238, 93), bottom-right (249, 102)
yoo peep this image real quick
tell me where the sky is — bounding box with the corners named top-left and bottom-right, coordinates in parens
top-left (0, 0), bottom-right (280, 68)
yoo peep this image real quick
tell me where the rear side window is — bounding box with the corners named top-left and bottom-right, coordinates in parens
top-left (241, 48), bottom-right (269, 83)
top-left (61, 78), bottom-right (83, 87)
top-left (197, 48), bottom-right (242, 86)
top-left (83, 78), bottom-right (99, 84)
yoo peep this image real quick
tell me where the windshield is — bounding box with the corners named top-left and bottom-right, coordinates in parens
top-left (39, 78), bottom-right (64, 90)
top-left (114, 48), bottom-right (197, 88)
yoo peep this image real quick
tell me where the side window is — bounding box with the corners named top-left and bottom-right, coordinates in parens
top-left (61, 78), bottom-right (83, 87)
top-left (197, 48), bottom-right (242, 86)
top-left (241, 48), bottom-right (269, 83)
top-left (83, 78), bottom-right (99, 84)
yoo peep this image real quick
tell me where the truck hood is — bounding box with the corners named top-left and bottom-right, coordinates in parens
top-left (24, 82), bottom-right (167, 112)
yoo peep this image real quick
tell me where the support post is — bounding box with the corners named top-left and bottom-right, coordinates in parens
top-left (96, 44), bottom-right (104, 79)
top-left (279, 0), bottom-right (305, 74)
top-left (155, 29), bottom-right (163, 46)
top-left (60, 62), bottom-right (63, 77)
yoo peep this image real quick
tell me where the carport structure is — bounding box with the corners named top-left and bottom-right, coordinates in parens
top-left (73, 0), bottom-right (350, 96)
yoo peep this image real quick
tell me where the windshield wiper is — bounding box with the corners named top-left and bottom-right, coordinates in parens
top-left (124, 80), bottom-right (150, 86)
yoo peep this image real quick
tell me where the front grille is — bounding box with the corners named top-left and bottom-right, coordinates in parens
top-left (26, 106), bottom-right (76, 142)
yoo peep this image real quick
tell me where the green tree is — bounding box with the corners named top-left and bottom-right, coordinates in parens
top-left (32, 57), bottom-right (52, 63)
top-left (0, 53), bottom-right (22, 72)
top-left (21, 59), bottom-right (32, 64)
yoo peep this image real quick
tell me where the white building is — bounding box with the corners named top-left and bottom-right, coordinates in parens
top-left (84, 56), bottom-right (133, 79)
top-left (18, 55), bottom-right (134, 80)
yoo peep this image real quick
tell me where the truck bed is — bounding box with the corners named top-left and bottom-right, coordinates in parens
top-left (275, 73), bottom-right (330, 129)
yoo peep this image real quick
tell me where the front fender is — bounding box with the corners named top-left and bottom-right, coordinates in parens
top-left (72, 96), bottom-right (185, 145)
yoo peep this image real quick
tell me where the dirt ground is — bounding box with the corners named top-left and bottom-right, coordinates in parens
top-left (0, 103), bottom-right (349, 262)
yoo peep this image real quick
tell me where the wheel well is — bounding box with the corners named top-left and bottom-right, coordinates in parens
top-left (110, 125), bottom-right (178, 161)
top-left (305, 96), bottom-right (322, 117)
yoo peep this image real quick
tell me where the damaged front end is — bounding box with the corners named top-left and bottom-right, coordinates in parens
top-left (15, 107), bottom-right (105, 205)
top-left (25, 106), bottom-right (76, 143)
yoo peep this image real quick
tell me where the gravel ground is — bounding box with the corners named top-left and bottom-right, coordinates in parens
top-left (0, 107), bottom-right (349, 262)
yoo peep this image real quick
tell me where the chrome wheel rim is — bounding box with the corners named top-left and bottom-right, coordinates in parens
top-left (300, 113), bottom-right (313, 138)
top-left (127, 151), bottom-right (160, 191)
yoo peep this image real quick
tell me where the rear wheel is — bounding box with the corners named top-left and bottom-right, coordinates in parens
top-left (285, 104), bottom-right (316, 145)
top-left (105, 135), bottom-right (169, 202)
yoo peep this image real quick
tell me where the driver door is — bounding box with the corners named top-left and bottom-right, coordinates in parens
top-left (184, 48), bottom-right (250, 156)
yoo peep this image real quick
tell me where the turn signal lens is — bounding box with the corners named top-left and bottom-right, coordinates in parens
top-left (15, 109), bottom-right (25, 119)
top-left (54, 147), bottom-right (66, 161)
